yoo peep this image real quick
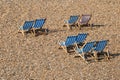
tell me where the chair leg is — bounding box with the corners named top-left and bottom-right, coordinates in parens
top-left (31, 30), bottom-right (34, 36)
top-left (33, 29), bottom-right (36, 36)
top-left (21, 31), bottom-right (25, 36)
top-left (67, 24), bottom-right (72, 30)
top-left (45, 28), bottom-right (48, 35)
top-left (79, 25), bottom-right (81, 30)
top-left (75, 24), bottom-right (77, 28)
top-left (67, 24), bottom-right (69, 29)
top-left (58, 45), bottom-right (62, 49)
top-left (80, 53), bottom-right (88, 63)
top-left (82, 53), bottom-right (86, 61)
top-left (104, 53), bottom-right (108, 61)
top-left (106, 49), bottom-right (110, 60)
top-left (18, 29), bottom-right (20, 33)
top-left (89, 53), bottom-right (94, 59)
top-left (91, 23), bottom-right (94, 30)
top-left (62, 46), bottom-right (68, 53)
top-left (75, 23), bottom-right (78, 29)
top-left (94, 51), bottom-right (98, 61)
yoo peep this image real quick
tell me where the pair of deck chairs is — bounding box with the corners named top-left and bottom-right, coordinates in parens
top-left (18, 18), bottom-right (46, 36)
top-left (64, 14), bottom-right (92, 30)
top-left (74, 40), bottom-right (110, 62)
top-left (59, 33), bottom-right (88, 53)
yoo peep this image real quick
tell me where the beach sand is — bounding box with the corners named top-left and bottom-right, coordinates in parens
top-left (0, 0), bottom-right (120, 80)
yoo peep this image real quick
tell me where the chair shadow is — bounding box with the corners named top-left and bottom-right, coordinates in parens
top-left (35, 28), bottom-right (66, 37)
top-left (63, 23), bottom-right (105, 30)
top-left (35, 28), bottom-right (49, 37)
top-left (74, 52), bottom-right (120, 63)
top-left (110, 53), bottom-right (120, 59)
top-left (91, 24), bottom-right (105, 28)
top-left (48, 29), bottom-right (66, 33)
top-left (80, 24), bottom-right (105, 28)
top-left (23, 30), bottom-right (33, 36)
top-left (74, 54), bottom-right (95, 63)
top-left (93, 52), bottom-right (120, 61)
top-left (67, 46), bottom-right (75, 54)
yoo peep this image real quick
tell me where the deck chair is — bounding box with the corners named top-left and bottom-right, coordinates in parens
top-left (32, 18), bottom-right (46, 35)
top-left (78, 14), bottom-right (92, 29)
top-left (18, 20), bottom-right (34, 36)
top-left (64, 15), bottom-right (79, 29)
top-left (76, 33), bottom-right (88, 45)
top-left (93, 40), bottom-right (110, 61)
top-left (74, 41), bottom-right (95, 62)
top-left (59, 36), bottom-right (76, 53)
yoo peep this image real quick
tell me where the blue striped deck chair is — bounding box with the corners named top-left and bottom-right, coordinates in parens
top-left (32, 18), bottom-right (46, 35)
top-left (93, 40), bottom-right (110, 60)
top-left (19, 20), bottom-right (34, 36)
top-left (59, 36), bottom-right (77, 53)
top-left (78, 14), bottom-right (92, 29)
top-left (76, 33), bottom-right (88, 45)
top-left (64, 15), bottom-right (79, 29)
top-left (74, 41), bottom-right (95, 62)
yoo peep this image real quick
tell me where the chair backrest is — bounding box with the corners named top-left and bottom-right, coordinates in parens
top-left (68, 15), bottom-right (79, 24)
top-left (94, 40), bottom-right (108, 52)
top-left (65, 36), bottom-right (77, 47)
top-left (23, 21), bottom-right (34, 30)
top-left (82, 41), bottom-right (95, 53)
top-left (33, 18), bottom-right (46, 29)
top-left (80, 14), bottom-right (91, 24)
top-left (76, 33), bottom-right (88, 43)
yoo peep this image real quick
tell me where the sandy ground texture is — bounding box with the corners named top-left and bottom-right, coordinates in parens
top-left (0, 0), bottom-right (120, 80)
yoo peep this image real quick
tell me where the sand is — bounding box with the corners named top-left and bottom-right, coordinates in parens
top-left (0, 0), bottom-right (120, 80)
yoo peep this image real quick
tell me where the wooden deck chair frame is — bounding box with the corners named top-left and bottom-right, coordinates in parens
top-left (18, 21), bottom-right (34, 36)
top-left (32, 18), bottom-right (47, 36)
top-left (93, 40), bottom-right (110, 61)
top-left (64, 15), bottom-right (80, 30)
top-left (77, 14), bottom-right (92, 30)
top-left (59, 36), bottom-right (77, 53)
top-left (74, 41), bottom-right (95, 62)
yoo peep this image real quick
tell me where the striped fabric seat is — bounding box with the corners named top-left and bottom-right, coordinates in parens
top-left (19, 20), bottom-right (34, 31)
top-left (68, 15), bottom-right (79, 24)
top-left (76, 33), bottom-right (88, 44)
top-left (94, 40), bottom-right (108, 52)
top-left (78, 14), bottom-right (92, 29)
top-left (59, 36), bottom-right (76, 47)
top-left (80, 14), bottom-right (91, 25)
top-left (33, 18), bottom-right (46, 29)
